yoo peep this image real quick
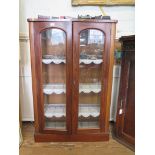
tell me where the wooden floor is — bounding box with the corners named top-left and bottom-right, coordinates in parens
top-left (20, 122), bottom-right (134, 155)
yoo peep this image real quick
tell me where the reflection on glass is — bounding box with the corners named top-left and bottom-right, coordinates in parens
top-left (78, 29), bottom-right (104, 129)
top-left (41, 28), bottom-right (66, 129)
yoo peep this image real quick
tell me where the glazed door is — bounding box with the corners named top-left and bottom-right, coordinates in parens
top-left (33, 22), bottom-right (72, 134)
top-left (72, 22), bottom-right (111, 134)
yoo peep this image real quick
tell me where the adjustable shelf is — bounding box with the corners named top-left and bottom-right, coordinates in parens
top-left (43, 83), bottom-right (101, 95)
top-left (42, 55), bottom-right (66, 64)
top-left (43, 84), bottom-right (66, 95)
top-left (44, 104), bottom-right (66, 129)
top-left (79, 83), bottom-right (101, 93)
top-left (44, 104), bottom-right (100, 118)
top-left (44, 104), bottom-right (66, 118)
top-left (42, 55), bottom-right (103, 65)
top-left (78, 104), bottom-right (100, 117)
top-left (42, 58), bottom-right (102, 65)
top-left (79, 59), bottom-right (103, 64)
top-left (42, 58), bottom-right (66, 64)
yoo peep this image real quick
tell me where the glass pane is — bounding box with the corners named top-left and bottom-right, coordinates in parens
top-left (41, 29), bottom-right (66, 129)
top-left (78, 29), bottom-right (104, 129)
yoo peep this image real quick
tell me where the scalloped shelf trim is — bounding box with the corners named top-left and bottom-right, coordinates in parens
top-left (42, 58), bottom-right (103, 65)
top-left (44, 104), bottom-right (66, 118)
top-left (79, 59), bottom-right (103, 64)
top-left (43, 89), bottom-right (65, 94)
top-left (43, 84), bottom-right (66, 95)
top-left (79, 104), bottom-right (100, 117)
top-left (79, 84), bottom-right (101, 93)
top-left (44, 104), bottom-right (100, 118)
top-left (79, 89), bottom-right (101, 93)
top-left (78, 113), bottom-right (99, 117)
top-left (43, 84), bottom-right (101, 95)
top-left (42, 59), bottom-right (66, 64)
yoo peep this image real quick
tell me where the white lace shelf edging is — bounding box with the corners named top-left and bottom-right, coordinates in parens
top-left (79, 104), bottom-right (100, 117)
top-left (44, 104), bottom-right (100, 118)
top-left (42, 59), bottom-right (66, 64)
top-left (43, 84), bottom-right (101, 95)
top-left (42, 59), bottom-right (102, 65)
top-left (79, 84), bottom-right (101, 93)
top-left (79, 59), bottom-right (103, 64)
top-left (43, 84), bottom-right (66, 95)
top-left (44, 104), bottom-right (65, 118)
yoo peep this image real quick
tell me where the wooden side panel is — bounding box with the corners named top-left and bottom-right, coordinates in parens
top-left (104, 23), bottom-right (116, 133)
top-left (29, 22), bottom-right (40, 132)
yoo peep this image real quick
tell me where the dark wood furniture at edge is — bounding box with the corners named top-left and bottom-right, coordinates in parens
top-left (114, 35), bottom-right (135, 150)
top-left (28, 18), bottom-right (117, 142)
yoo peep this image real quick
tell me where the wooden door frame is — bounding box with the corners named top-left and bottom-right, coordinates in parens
top-left (72, 21), bottom-right (115, 134)
top-left (29, 21), bottom-right (73, 134)
top-left (115, 50), bottom-right (135, 146)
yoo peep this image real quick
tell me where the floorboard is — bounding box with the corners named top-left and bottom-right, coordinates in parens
top-left (20, 122), bottom-right (134, 155)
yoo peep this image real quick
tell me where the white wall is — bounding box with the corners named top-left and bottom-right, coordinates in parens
top-left (19, 37), bottom-right (34, 121)
top-left (19, 0), bottom-right (135, 121)
top-left (19, 0), bottom-right (135, 38)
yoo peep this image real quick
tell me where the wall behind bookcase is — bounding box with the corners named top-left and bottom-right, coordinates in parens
top-left (19, 0), bottom-right (134, 121)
